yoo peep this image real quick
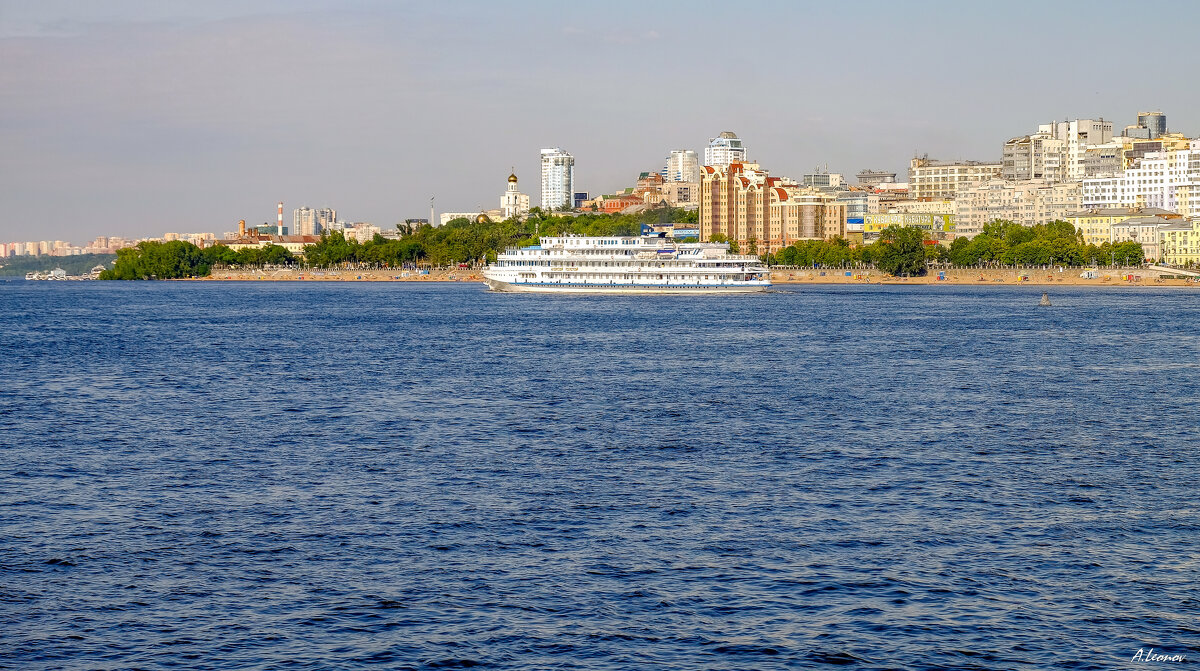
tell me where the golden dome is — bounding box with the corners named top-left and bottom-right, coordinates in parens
top-left (508, 172), bottom-right (518, 183)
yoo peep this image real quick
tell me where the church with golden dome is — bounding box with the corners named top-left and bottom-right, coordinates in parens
top-left (500, 170), bottom-right (531, 220)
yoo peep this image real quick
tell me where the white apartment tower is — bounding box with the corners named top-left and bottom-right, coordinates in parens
top-left (666, 150), bottom-right (699, 182)
top-left (1051, 119), bottom-right (1113, 181)
top-left (540, 148), bottom-right (575, 210)
top-left (316, 208), bottom-right (336, 231)
top-left (293, 207), bottom-right (317, 236)
top-left (293, 206), bottom-right (337, 236)
top-left (704, 132), bottom-right (747, 168)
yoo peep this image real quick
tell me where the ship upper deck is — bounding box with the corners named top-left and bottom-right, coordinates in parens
top-left (498, 234), bottom-right (759, 262)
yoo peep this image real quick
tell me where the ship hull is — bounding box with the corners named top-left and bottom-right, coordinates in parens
top-left (484, 277), bottom-right (769, 294)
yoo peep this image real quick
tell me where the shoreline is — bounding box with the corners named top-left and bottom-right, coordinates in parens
top-left (196, 267), bottom-right (1199, 287)
top-left (770, 267), bottom-right (1198, 286)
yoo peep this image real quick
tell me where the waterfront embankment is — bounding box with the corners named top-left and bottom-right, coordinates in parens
top-left (205, 268), bottom-right (479, 282)
top-left (770, 266), bottom-right (1199, 286)
top-left (200, 266), bottom-right (1198, 286)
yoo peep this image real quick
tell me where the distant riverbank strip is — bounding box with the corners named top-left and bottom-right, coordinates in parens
top-left (199, 267), bottom-right (1198, 286)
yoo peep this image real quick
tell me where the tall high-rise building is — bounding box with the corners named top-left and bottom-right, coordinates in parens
top-left (540, 147), bottom-right (575, 210)
top-left (293, 207), bottom-right (318, 236)
top-left (1050, 119), bottom-right (1113, 181)
top-left (704, 132), bottom-right (746, 168)
top-left (316, 208), bottom-right (337, 231)
top-left (293, 207), bottom-right (337, 235)
top-left (665, 150), bottom-right (699, 182)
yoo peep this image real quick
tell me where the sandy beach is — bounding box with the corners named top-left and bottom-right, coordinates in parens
top-left (769, 267), bottom-right (1199, 286)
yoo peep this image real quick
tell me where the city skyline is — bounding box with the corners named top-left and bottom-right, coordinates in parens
top-left (2, 0), bottom-right (1199, 242)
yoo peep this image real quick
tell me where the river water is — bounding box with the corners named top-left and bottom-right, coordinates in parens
top-left (2, 281), bottom-right (1198, 669)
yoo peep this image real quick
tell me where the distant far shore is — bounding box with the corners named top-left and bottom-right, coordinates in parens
top-left (193, 266), bottom-right (1198, 287)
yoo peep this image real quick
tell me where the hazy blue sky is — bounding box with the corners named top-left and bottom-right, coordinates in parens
top-left (2, 0), bottom-right (1198, 241)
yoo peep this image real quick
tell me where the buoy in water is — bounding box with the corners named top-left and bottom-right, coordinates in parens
top-left (1039, 292), bottom-right (1051, 307)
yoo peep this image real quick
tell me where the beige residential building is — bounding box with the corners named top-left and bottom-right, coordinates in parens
top-left (1178, 184), bottom-right (1196, 219)
top-left (698, 163), bottom-right (846, 253)
top-left (885, 199), bottom-right (957, 215)
top-left (1110, 216), bottom-right (1177, 262)
top-left (908, 157), bottom-right (1002, 200)
top-left (660, 181), bottom-right (699, 206)
top-left (1065, 207), bottom-right (1181, 246)
top-left (1159, 220), bottom-right (1200, 266)
top-left (1081, 141), bottom-right (1123, 178)
top-left (955, 179), bottom-right (1081, 238)
top-left (1002, 131), bottom-right (1067, 182)
top-left (1118, 133), bottom-right (1193, 168)
top-left (223, 234), bottom-right (322, 255)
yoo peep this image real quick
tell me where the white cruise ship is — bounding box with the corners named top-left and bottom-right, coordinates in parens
top-left (483, 234), bottom-right (770, 293)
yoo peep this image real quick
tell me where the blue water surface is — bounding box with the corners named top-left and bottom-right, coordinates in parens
top-left (1, 281), bottom-right (1198, 670)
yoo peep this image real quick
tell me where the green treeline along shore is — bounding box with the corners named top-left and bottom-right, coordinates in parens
top-left (99, 207), bottom-right (1148, 281)
top-left (0, 253), bottom-right (117, 277)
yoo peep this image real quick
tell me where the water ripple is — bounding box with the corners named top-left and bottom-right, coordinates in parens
top-left (1, 281), bottom-right (1197, 669)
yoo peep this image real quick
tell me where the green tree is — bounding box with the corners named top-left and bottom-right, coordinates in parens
top-left (100, 240), bottom-right (215, 279)
top-left (925, 242), bottom-right (950, 263)
top-left (1111, 241), bottom-right (1145, 265)
top-left (873, 226), bottom-right (927, 276)
top-left (948, 236), bottom-right (979, 265)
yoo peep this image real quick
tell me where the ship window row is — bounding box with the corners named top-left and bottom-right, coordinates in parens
top-left (541, 274), bottom-right (735, 280)
top-left (497, 260), bottom-right (746, 268)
